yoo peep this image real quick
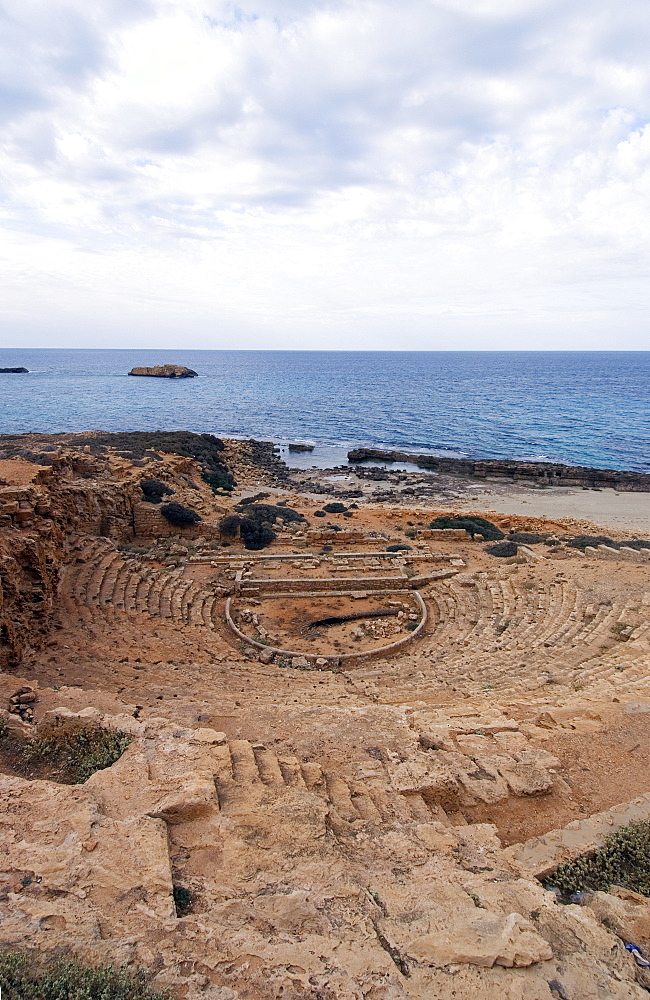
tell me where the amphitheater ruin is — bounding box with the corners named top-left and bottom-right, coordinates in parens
top-left (2, 431), bottom-right (650, 999)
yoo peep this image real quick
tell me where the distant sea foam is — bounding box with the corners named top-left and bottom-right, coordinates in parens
top-left (0, 349), bottom-right (648, 473)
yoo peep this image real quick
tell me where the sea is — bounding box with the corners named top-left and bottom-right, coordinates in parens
top-left (0, 349), bottom-right (648, 474)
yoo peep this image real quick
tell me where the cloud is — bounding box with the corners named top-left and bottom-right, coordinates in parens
top-left (0, 0), bottom-right (649, 347)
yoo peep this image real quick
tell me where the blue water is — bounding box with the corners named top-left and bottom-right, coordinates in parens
top-left (0, 349), bottom-right (648, 473)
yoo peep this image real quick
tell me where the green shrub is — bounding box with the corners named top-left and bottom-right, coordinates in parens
top-left (567, 535), bottom-right (650, 552)
top-left (314, 510), bottom-right (326, 518)
top-left (219, 514), bottom-right (242, 537)
top-left (567, 534), bottom-right (616, 550)
top-left (23, 727), bottom-right (133, 784)
top-left (237, 492), bottom-right (270, 505)
top-left (236, 503), bottom-right (305, 525)
top-left (201, 470), bottom-right (233, 493)
top-left (72, 431), bottom-right (235, 492)
top-left (0, 951), bottom-right (168, 1000)
top-left (404, 529), bottom-right (417, 539)
top-left (173, 885), bottom-right (193, 916)
top-left (239, 520), bottom-right (276, 550)
top-left (140, 478), bottom-right (174, 503)
top-left (546, 820), bottom-right (650, 899)
top-left (159, 503), bottom-right (202, 527)
top-left (386, 543), bottom-right (412, 552)
top-left (485, 540), bottom-right (518, 558)
top-left (323, 502), bottom-right (347, 514)
top-left (508, 532), bottom-right (548, 544)
top-left (429, 516), bottom-right (504, 541)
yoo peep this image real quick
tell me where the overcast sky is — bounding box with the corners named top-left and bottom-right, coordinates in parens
top-left (2, 0), bottom-right (649, 350)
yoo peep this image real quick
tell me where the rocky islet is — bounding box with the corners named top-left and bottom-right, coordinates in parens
top-left (128, 364), bottom-right (198, 378)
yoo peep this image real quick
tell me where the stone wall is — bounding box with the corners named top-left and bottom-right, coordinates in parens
top-left (0, 498), bottom-right (61, 670)
top-left (503, 792), bottom-right (650, 879)
top-left (585, 544), bottom-right (650, 562)
top-left (133, 502), bottom-right (221, 540)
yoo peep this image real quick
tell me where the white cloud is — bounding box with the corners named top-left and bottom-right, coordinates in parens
top-left (1, 0), bottom-right (649, 347)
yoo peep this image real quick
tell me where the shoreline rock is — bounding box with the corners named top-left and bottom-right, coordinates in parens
top-left (288, 443), bottom-right (315, 453)
top-left (0, 367), bottom-right (29, 373)
top-left (347, 447), bottom-right (650, 492)
top-left (128, 364), bottom-right (198, 378)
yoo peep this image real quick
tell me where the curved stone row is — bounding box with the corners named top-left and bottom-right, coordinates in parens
top-left (224, 592), bottom-right (428, 665)
top-left (61, 538), bottom-right (220, 629)
top-left (59, 539), bottom-right (650, 697)
top-left (386, 567), bottom-right (650, 697)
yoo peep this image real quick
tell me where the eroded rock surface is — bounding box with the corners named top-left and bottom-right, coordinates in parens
top-left (1, 433), bottom-right (650, 998)
top-left (128, 365), bottom-right (198, 378)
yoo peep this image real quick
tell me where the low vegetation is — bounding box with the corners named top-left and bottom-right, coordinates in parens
top-left (567, 534), bottom-right (650, 551)
top-left (223, 502), bottom-right (306, 550)
top-left (219, 514), bottom-right (242, 538)
top-left (140, 478), bottom-right (174, 503)
top-left (386, 543), bottom-right (412, 552)
top-left (21, 727), bottom-right (133, 784)
top-left (546, 820), bottom-right (650, 899)
top-left (322, 502), bottom-right (347, 514)
top-left (237, 492), bottom-right (270, 504)
top-left (77, 430), bottom-right (235, 493)
top-left (234, 502), bottom-right (306, 525)
top-left (159, 502), bottom-right (202, 527)
top-left (240, 520), bottom-right (276, 550)
top-left (172, 885), bottom-right (193, 916)
top-left (429, 515), bottom-right (505, 541)
top-left (0, 951), bottom-right (168, 1000)
top-left (485, 540), bottom-right (519, 558)
top-left (508, 531), bottom-right (548, 544)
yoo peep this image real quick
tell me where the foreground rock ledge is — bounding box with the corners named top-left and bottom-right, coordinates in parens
top-left (128, 364), bottom-right (198, 378)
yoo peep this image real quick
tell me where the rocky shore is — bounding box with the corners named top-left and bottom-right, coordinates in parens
top-left (348, 447), bottom-right (650, 492)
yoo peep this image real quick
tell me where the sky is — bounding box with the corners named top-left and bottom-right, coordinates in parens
top-left (1, 0), bottom-right (650, 350)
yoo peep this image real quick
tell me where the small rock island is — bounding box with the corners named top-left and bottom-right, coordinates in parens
top-left (0, 367), bottom-right (29, 373)
top-left (128, 364), bottom-right (198, 378)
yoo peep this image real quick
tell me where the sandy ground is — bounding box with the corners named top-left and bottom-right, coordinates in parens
top-left (0, 459), bottom-right (47, 485)
top-left (282, 467), bottom-right (650, 536)
top-left (449, 485), bottom-right (650, 534)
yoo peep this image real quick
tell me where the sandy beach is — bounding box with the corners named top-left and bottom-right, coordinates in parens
top-left (286, 464), bottom-right (650, 536)
top-left (448, 484), bottom-right (650, 535)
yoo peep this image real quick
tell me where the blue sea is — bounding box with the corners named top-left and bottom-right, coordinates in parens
top-left (0, 350), bottom-right (648, 473)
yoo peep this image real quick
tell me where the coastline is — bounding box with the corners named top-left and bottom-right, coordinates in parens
top-left (275, 455), bottom-right (650, 535)
top-left (2, 350), bottom-right (648, 476)
top-left (2, 428), bottom-right (650, 535)
top-left (440, 483), bottom-right (650, 535)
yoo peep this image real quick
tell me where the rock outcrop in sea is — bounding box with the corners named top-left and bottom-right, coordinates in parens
top-left (348, 447), bottom-right (650, 492)
top-left (0, 367), bottom-right (28, 373)
top-left (128, 364), bottom-right (198, 378)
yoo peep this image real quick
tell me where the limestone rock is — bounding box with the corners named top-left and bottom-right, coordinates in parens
top-left (405, 910), bottom-right (553, 968)
top-left (589, 888), bottom-right (650, 953)
top-left (148, 778), bottom-right (217, 823)
top-left (128, 364), bottom-right (198, 378)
